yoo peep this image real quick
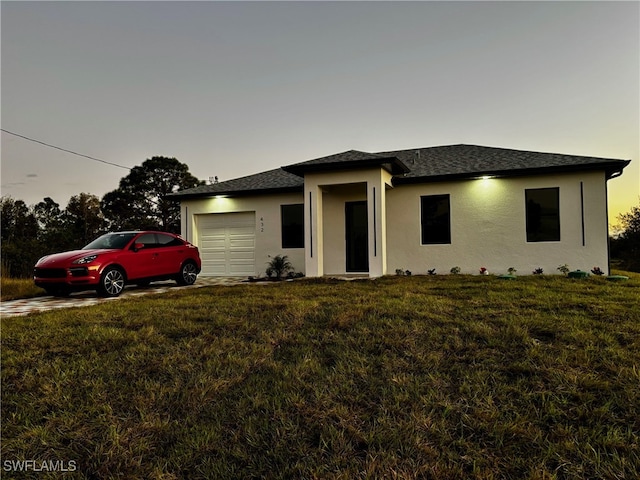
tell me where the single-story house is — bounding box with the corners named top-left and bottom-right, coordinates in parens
top-left (170, 144), bottom-right (630, 277)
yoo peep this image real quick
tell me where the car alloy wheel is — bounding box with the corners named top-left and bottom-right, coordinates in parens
top-left (177, 261), bottom-right (198, 286)
top-left (100, 267), bottom-right (126, 297)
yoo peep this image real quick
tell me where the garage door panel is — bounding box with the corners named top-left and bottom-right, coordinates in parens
top-left (197, 213), bottom-right (256, 276)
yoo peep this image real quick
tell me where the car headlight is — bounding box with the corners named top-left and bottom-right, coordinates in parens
top-left (36, 255), bottom-right (49, 265)
top-left (73, 254), bottom-right (98, 264)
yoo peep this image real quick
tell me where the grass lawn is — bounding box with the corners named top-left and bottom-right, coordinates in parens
top-left (1, 277), bottom-right (46, 301)
top-left (2, 274), bottom-right (639, 479)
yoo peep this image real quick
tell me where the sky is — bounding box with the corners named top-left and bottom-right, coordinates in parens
top-left (1, 1), bottom-right (638, 228)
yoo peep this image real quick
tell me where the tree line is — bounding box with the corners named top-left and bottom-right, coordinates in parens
top-left (1, 156), bottom-right (203, 277)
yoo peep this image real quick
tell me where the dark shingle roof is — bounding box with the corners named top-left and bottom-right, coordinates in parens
top-left (170, 145), bottom-right (630, 199)
top-left (379, 144), bottom-right (629, 183)
top-left (169, 168), bottom-right (303, 199)
top-left (282, 150), bottom-right (409, 176)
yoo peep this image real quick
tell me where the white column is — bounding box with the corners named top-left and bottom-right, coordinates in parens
top-left (304, 185), bottom-right (324, 277)
top-left (367, 174), bottom-right (387, 277)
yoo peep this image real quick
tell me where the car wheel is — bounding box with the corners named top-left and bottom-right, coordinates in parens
top-left (98, 266), bottom-right (126, 297)
top-left (176, 261), bottom-right (198, 286)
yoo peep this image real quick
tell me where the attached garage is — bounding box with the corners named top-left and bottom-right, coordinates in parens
top-left (196, 212), bottom-right (256, 276)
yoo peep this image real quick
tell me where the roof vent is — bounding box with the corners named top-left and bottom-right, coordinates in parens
top-left (209, 176), bottom-right (219, 184)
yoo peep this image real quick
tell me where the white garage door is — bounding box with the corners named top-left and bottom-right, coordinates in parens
top-left (196, 212), bottom-right (256, 276)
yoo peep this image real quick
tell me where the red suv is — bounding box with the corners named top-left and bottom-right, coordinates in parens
top-left (34, 231), bottom-right (201, 297)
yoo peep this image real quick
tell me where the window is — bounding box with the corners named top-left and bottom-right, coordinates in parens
top-left (156, 233), bottom-right (184, 247)
top-left (525, 188), bottom-right (560, 242)
top-left (281, 204), bottom-right (304, 248)
top-left (134, 233), bottom-right (157, 249)
top-left (421, 195), bottom-right (451, 244)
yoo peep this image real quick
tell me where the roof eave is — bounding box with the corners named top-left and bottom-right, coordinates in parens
top-left (282, 156), bottom-right (409, 177)
top-left (168, 185), bottom-right (304, 200)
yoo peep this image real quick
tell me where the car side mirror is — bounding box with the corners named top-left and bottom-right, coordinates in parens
top-left (133, 243), bottom-right (144, 252)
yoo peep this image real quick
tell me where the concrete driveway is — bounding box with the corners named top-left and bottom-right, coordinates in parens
top-left (1, 277), bottom-right (246, 317)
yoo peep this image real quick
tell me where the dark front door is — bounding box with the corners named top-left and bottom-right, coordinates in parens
top-left (345, 201), bottom-right (369, 272)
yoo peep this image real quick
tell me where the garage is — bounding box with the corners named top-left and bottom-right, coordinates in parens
top-left (196, 212), bottom-right (256, 276)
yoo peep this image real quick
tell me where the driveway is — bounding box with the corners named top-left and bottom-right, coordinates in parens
top-left (0, 277), bottom-right (246, 317)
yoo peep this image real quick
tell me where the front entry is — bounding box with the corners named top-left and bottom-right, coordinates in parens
top-left (345, 201), bottom-right (369, 272)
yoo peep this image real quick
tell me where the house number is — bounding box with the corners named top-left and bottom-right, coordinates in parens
top-left (260, 217), bottom-right (264, 232)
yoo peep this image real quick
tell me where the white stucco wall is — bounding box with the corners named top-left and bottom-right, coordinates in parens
top-left (181, 192), bottom-right (305, 276)
top-left (303, 168), bottom-right (393, 277)
top-left (386, 171), bottom-right (610, 275)
top-left (179, 170), bottom-right (611, 278)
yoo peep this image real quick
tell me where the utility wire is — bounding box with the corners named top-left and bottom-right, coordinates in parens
top-left (1, 128), bottom-right (132, 170)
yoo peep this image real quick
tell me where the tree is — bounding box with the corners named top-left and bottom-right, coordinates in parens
top-left (1, 196), bottom-right (42, 277)
top-left (34, 197), bottom-right (68, 252)
top-left (611, 200), bottom-right (640, 272)
top-left (62, 193), bottom-right (108, 248)
top-left (102, 156), bottom-right (203, 233)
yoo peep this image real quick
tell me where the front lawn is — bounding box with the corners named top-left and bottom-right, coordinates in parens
top-left (2, 275), bottom-right (639, 479)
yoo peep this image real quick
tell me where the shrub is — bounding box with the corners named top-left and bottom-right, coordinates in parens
top-left (266, 255), bottom-right (293, 280)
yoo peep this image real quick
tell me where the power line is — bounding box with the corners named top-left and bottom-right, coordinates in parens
top-left (1, 128), bottom-right (132, 170)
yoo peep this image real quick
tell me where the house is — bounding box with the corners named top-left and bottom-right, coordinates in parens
top-left (170, 145), bottom-right (630, 277)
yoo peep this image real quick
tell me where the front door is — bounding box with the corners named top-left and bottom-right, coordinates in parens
top-left (345, 201), bottom-right (369, 272)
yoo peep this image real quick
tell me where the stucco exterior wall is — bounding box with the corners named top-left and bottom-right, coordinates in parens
top-left (385, 171), bottom-right (610, 275)
top-left (179, 169), bottom-right (611, 278)
top-left (303, 168), bottom-right (394, 276)
top-left (181, 192), bottom-right (305, 276)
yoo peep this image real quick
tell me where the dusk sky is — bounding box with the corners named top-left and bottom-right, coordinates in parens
top-left (2, 1), bottom-right (638, 228)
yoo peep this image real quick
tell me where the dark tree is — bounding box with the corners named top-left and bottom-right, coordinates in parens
top-left (34, 197), bottom-right (67, 252)
top-left (611, 200), bottom-right (640, 272)
top-left (62, 193), bottom-right (108, 248)
top-left (1, 196), bottom-right (41, 277)
top-left (102, 156), bottom-right (203, 233)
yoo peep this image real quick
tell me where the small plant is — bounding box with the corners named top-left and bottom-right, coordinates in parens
top-left (532, 267), bottom-right (544, 275)
top-left (557, 264), bottom-right (570, 276)
top-left (450, 266), bottom-right (461, 275)
top-left (591, 266), bottom-right (604, 276)
top-left (395, 269), bottom-right (412, 276)
top-left (479, 267), bottom-right (488, 275)
top-left (507, 267), bottom-right (517, 275)
top-left (266, 255), bottom-right (293, 280)
top-left (427, 268), bottom-right (437, 275)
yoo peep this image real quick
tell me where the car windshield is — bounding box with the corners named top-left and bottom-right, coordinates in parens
top-left (83, 233), bottom-right (138, 250)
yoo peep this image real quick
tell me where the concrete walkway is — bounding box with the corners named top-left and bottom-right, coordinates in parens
top-left (1, 277), bottom-right (247, 318)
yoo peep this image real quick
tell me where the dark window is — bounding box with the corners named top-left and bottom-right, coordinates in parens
top-left (134, 233), bottom-right (157, 249)
top-left (156, 233), bottom-right (184, 247)
top-left (281, 204), bottom-right (304, 248)
top-left (526, 188), bottom-right (560, 242)
top-left (421, 195), bottom-right (451, 244)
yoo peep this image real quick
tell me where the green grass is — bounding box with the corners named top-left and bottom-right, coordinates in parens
top-left (1, 277), bottom-right (46, 301)
top-left (2, 274), bottom-right (639, 479)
